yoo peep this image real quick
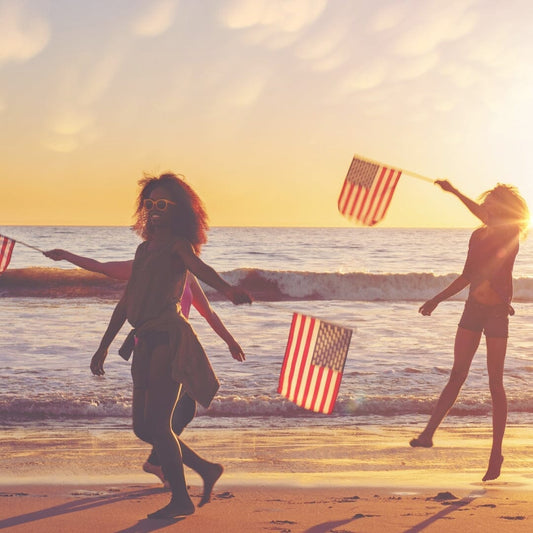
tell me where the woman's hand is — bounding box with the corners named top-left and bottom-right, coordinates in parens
top-left (228, 340), bottom-right (246, 362)
top-left (226, 286), bottom-right (253, 305)
top-left (43, 249), bottom-right (68, 261)
top-left (419, 298), bottom-right (439, 316)
top-left (435, 179), bottom-right (456, 194)
top-left (90, 347), bottom-right (108, 376)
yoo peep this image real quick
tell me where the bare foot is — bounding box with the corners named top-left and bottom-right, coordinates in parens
top-left (147, 498), bottom-right (195, 519)
top-left (482, 455), bottom-right (503, 481)
top-left (143, 462), bottom-right (170, 488)
top-left (198, 463), bottom-right (224, 507)
top-left (409, 435), bottom-right (433, 448)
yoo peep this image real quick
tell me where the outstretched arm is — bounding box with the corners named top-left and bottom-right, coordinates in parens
top-left (173, 239), bottom-right (252, 305)
top-left (91, 295), bottom-right (128, 375)
top-left (435, 180), bottom-right (488, 224)
top-left (44, 249), bottom-right (133, 280)
top-left (419, 274), bottom-right (470, 316)
top-left (189, 275), bottom-right (245, 361)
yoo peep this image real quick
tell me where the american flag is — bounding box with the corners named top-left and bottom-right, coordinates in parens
top-left (278, 313), bottom-right (352, 414)
top-left (0, 235), bottom-right (15, 274)
top-left (338, 155), bottom-right (402, 226)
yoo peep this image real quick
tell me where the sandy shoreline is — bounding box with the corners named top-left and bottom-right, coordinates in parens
top-left (0, 425), bottom-right (531, 531)
top-left (0, 483), bottom-right (530, 532)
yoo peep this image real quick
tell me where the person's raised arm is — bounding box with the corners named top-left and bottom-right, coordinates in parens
top-left (189, 275), bottom-right (245, 361)
top-left (90, 295), bottom-right (128, 375)
top-left (418, 274), bottom-right (470, 316)
top-left (435, 180), bottom-right (488, 224)
top-left (44, 249), bottom-right (133, 280)
top-left (173, 239), bottom-right (252, 305)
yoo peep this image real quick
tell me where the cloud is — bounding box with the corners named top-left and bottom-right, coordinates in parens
top-left (42, 135), bottom-right (80, 154)
top-left (131, 0), bottom-right (179, 37)
top-left (0, 0), bottom-right (50, 65)
top-left (220, 70), bottom-right (267, 107)
top-left (220, 0), bottom-right (327, 34)
top-left (340, 59), bottom-right (389, 93)
top-left (50, 108), bottom-right (93, 136)
top-left (393, 0), bottom-right (478, 56)
top-left (391, 52), bottom-right (439, 81)
top-left (439, 62), bottom-right (477, 88)
top-left (78, 46), bottom-right (125, 105)
top-left (371, 2), bottom-right (408, 32)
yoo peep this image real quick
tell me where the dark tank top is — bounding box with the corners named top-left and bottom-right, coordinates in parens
top-left (125, 240), bottom-right (187, 327)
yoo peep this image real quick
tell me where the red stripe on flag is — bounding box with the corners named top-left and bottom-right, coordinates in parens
top-left (354, 185), bottom-right (371, 221)
top-left (0, 237), bottom-right (15, 273)
top-left (359, 166), bottom-right (387, 224)
top-left (373, 170), bottom-right (401, 224)
top-left (362, 167), bottom-right (394, 225)
top-left (277, 313), bottom-right (299, 394)
top-left (338, 179), bottom-right (352, 213)
top-left (364, 167), bottom-right (394, 225)
top-left (324, 372), bottom-right (343, 414)
top-left (317, 369), bottom-right (334, 414)
top-left (290, 316), bottom-right (316, 402)
top-left (309, 365), bottom-right (326, 412)
top-left (283, 314), bottom-right (306, 398)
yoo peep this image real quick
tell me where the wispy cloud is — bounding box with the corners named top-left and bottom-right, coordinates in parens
top-left (0, 0), bottom-right (50, 65)
top-left (392, 0), bottom-right (478, 56)
top-left (219, 0), bottom-right (327, 49)
top-left (131, 0), bottom-right (179, 37)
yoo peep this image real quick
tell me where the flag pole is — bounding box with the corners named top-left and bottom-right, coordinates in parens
top-left (0, 234), bottom-right (44, 254)
top-left (403, 170), bottom-right (435, 183)
top-left (353, 153), bottom-right (435, 183)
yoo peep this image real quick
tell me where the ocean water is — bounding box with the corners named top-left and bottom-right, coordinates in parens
top-left (1, 226), bottom-right (533, 431)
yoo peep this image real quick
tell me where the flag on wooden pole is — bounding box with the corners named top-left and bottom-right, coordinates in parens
top-left (278, 313), bottom-right (352, 414)
top-left (338, 155), bottom-right (402, 226)
top-left (0, 235), bottom-right (15, 274)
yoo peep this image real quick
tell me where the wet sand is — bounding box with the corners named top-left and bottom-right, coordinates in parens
top-left (0, 425), bottom-right (531, 531)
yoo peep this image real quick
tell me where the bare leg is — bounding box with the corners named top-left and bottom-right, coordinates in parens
top-left (179, 440), bottom-right (224, 506)
top-left (133, 345), bottom-right (194, 519)
top-left (144, 392), bottom-right (223, 502)
top-left (410, 327), bottom-right (481, 447)
top-left (482, 336), bottom-right (507, 481)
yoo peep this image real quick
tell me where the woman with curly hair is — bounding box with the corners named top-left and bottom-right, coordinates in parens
top-left (411, 179), bottom-right (529, 482)
top-left (90, 173), bottom-right (252, 519)
top-left (43, 250), bottom-right (244, 502)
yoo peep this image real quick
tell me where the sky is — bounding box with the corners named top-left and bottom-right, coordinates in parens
top-left (1, 0), bottom-right (533, 227)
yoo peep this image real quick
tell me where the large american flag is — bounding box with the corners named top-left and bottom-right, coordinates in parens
top-left (278, 313), bottom-right (352, 414)
top-left (0, 235), bottom-right (15, 274)
top-left (338, 155), bottom-right (402, 226)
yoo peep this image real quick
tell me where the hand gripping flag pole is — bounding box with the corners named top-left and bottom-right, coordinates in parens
top-left (338, 154), bottom-right (435, 226)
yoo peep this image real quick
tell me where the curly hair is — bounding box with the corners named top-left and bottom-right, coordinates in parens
top-left (132, 172), bottom-right (209, 251)
top-left (478, 184), bottom-right (530, 239)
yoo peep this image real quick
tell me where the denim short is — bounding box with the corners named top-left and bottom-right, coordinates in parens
top-left (458, 298), bottom-right (510, 338)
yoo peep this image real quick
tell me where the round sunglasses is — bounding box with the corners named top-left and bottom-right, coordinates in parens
top-left (143, 198), bottom-right (176, 211)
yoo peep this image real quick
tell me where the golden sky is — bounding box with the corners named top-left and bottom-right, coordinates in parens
top-left (1, 0), bottom-right (533, 227)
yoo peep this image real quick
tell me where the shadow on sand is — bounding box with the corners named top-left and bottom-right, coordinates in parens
top-left (0, 486), bottom-right (185, 533)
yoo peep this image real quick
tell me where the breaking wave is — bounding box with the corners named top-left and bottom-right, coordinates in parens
top-left (1, 393), bottom-right (531, 423)
top-left (2, 267), bottom-right (533, 302)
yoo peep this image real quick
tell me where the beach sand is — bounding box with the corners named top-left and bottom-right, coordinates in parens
top-left (0, 425), bottom-right (531, 532)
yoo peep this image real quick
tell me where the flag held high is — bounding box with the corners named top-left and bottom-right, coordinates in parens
top-left (338, 155), bottom-right (402, 226)
top-left (278, 313), bottom-right (352, 415)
